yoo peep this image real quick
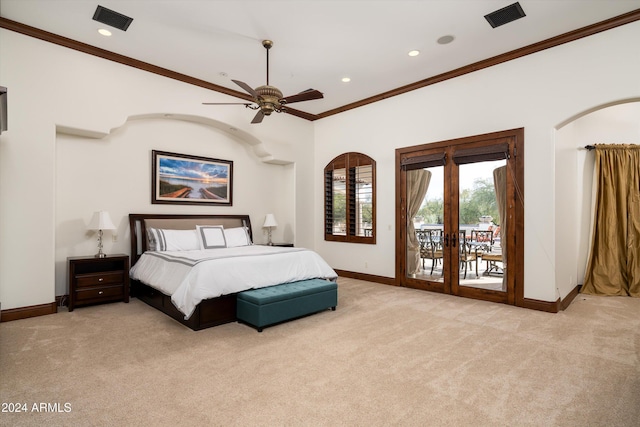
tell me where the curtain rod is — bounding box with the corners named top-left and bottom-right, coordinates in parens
top-left (583, 144), bottom-right (640, 150)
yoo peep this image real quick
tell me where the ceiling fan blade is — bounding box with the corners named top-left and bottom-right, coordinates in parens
top-left (232, 79), bottom-right (259, 98)
top-left (202, 102), bottom-right (254, 105)
top-left (251, 110), bottom-right (265, 124)
top-left (281, 89), bottom-right (323, 104)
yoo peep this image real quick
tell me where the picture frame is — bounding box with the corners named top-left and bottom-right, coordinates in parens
top-left (152, 150), bottom-right (233, 206)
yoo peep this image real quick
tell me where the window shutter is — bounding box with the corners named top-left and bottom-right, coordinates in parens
top-left (324, 170), bottom-right (334, 235)
top-left (324, 152), bottom-right (376, 244)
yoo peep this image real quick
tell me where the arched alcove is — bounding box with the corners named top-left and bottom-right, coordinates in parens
top-left (554, 99), bottom-right (640, 300)
top-left (53, 112), bottom-right (297, 295)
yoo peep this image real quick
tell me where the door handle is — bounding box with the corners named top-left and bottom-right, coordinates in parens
top-left (452, 232), bottom-right (457, 248)
top-left (444, 234), bottom-right (449, 247)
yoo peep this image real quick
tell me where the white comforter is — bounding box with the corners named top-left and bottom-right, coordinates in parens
top-left (129, 246), bottom-right (337, 319)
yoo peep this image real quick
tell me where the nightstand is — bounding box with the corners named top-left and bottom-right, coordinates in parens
top-left (68, 254), bottom-right (130, 312)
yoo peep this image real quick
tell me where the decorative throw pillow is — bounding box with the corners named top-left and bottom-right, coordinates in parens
top-left (196, 225), bottom-right (227, 249)
top-left (224, 227), bottom-right (252, 248)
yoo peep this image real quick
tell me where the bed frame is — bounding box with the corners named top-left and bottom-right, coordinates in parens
top-left (128, 213), bottom-right (254, 331)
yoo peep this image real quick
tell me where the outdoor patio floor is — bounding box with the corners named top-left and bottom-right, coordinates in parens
top-left (414, 257), bottom-right (505, 291)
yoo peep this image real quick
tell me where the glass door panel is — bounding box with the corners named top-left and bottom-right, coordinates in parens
top-left (397, 129), bottom-right (522, 306)
top-left (457, 159), bottom-right (507, 292)
top-left (406, 165), bottom-right (445, 284)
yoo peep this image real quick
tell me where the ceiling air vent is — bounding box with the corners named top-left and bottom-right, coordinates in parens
top-left (484, 2), bottom-right (526, 28)
top-left (92, 5), bottom-right (133, 31)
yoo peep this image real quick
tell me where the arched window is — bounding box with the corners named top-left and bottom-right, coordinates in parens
top-left (324, 152), bottom-right (376, 244)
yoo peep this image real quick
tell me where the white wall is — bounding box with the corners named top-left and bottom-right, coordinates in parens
top-left (554, 120), bottom-right (580, 300)
top-left (0, 29), bottom-right (314, 309)
top-left (313, 21), bottom-right (640, 302)
top-left (555, 101), bottom-right (640, 299)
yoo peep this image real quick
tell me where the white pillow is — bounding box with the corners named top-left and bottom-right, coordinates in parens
top-left (196, 225), bottom-right (227, 249)
top-left (224, 227), bottom-right (252, 248)
top-left (147, 228), bottom-right (200, 251)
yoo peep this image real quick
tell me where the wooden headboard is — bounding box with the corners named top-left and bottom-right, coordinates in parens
top-left (129, 213), bottom-right (253, 265)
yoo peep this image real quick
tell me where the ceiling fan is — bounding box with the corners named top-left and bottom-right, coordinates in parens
top-left (203, 40), bottom-right (323, 124)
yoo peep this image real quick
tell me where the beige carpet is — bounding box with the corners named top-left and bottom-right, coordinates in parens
top-left (1, 277), bottom-right (639, 426)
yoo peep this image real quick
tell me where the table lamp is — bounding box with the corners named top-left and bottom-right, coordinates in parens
top-left (263, 214), bottom-right (277, 246)
top-left (88, 210), bottom-right (116, 258)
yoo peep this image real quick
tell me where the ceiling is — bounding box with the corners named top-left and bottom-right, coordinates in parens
top-left (2, 0), bottom-right (640, 118)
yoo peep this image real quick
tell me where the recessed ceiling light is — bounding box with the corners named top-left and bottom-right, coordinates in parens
top-left (98, 28), bottom-right (112, 37)
top-left (437, 35), bottom-right (455, 45)
top-left (408, 50), bottom-right (420, 57)
top-left (341, 77), bottom-right (351, 83)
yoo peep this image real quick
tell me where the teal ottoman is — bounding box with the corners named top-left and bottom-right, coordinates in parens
top-left (236, 279), bottom-right (338, 332)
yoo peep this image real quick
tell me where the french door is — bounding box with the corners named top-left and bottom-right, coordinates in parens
top-left (395, 129), bottom-right (524, 305)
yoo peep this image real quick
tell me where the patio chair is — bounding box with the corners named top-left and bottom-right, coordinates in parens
top-left (459, 230), bottom-right (478, 279)
top-left (471, 229), bottom-right (494, 245)
top-left (418, 229), bottom-right (443, 275)
top-left (483, 250), bottom-right (504, 276)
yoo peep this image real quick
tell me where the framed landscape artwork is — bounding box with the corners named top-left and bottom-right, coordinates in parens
top-left (152, 150), bottom-right (233, 206)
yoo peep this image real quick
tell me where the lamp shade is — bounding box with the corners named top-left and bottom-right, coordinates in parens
top-left (88, 211), bottom-right (116, 230)
top-left (263, 214), bottom-right (277, 228)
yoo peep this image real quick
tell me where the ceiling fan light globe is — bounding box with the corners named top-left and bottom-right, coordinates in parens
top-left (262, 104), bottom-right (276, 115)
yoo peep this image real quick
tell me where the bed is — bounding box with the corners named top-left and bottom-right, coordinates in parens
top-left (128, 213), bottom-right (337, 330)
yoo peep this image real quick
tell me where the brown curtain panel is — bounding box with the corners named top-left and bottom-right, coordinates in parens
top-left (406, 170), bottom-right (431, 275)
top-left (582, 144), bottom-right (640, 297)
